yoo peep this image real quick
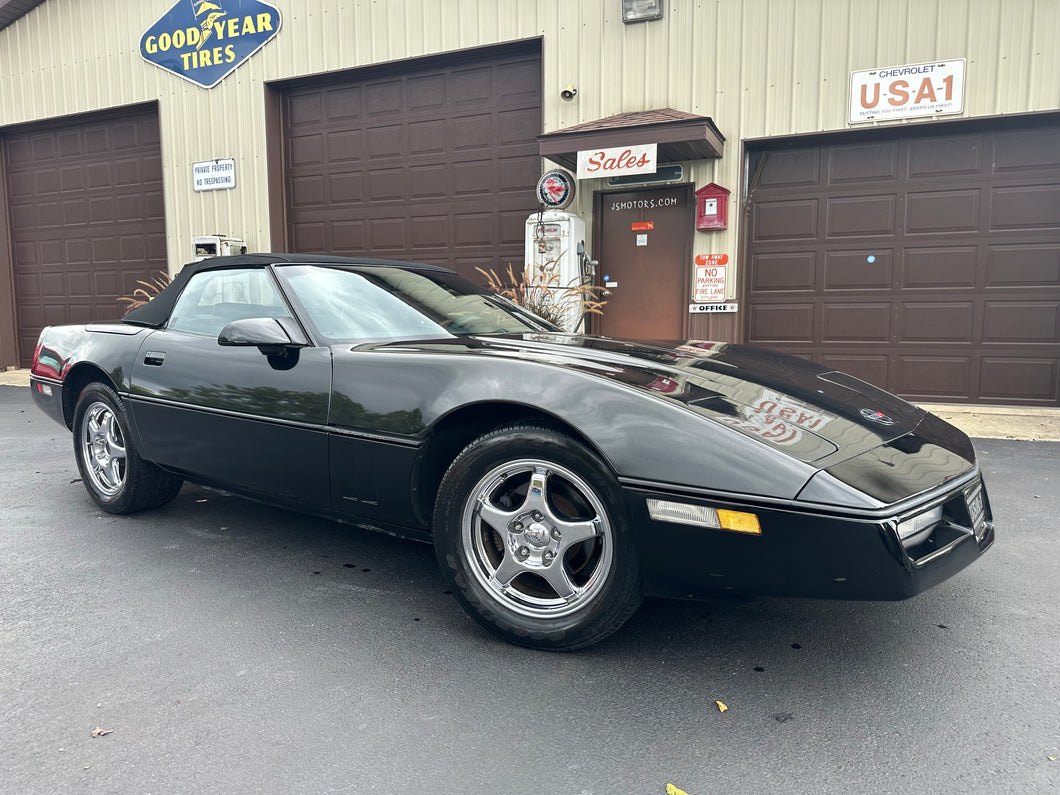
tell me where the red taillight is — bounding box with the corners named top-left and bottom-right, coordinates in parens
top-left (30, 333), bottom-right (63, 379)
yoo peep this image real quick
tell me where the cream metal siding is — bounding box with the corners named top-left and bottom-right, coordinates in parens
top-left (2, 0), bottom-right (1059, 278)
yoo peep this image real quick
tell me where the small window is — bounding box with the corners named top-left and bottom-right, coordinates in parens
top-left (168, 268), bottom-right (291, 337)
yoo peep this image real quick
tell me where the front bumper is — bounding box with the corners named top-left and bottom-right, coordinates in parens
top-left (624, 472), bottom-right (994, 602)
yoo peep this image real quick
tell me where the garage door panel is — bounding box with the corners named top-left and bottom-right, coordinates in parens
top-left (65, 239), bottom-right (89, 263)
top-left (327, 129), bottom-right (364, 163)
top-left (292, 222), bottom-right (326, 252)
top-left (994, 128), bottom-right (1060, 172)
top-left (749, 303), bottom-right (815, 342)
top-left (896, 356), bottom-right (972, 398)
top-left (983, 302), bottom-right (1059, 342)
top-left (759, 149), bottom-right (819, 188)
top-left (903, 247), bottom-right (977, 288)
top-left (366, 80), bottom-right (403, 115)
top-left (409, 164), bottom-right (448, 199)
top-left (499, 154), bottom-right (539, 193)
top-left (408, 74), bottom-right (445, 110)
top-left (906, 189), bottom-right (979, 234)
top-left (290, 134), bottom-right (324, 167)
top-left (747, 121), bottom-right (1060, 405)
top-left (366, 125), bottom-right (404, 159)
top-left (907, 135), bottom-right (983, 178)
top-left (986, 243), bottom-right (1060, 286)
top-left (751, 252), bottom-right (816, 291)
top-left (979, 358), bottom-right (1057, 401)
top-left (291, 175), bottom-right (326, 207)
top-left (86, 162), bottom-right (111, 188)
top-left (822, 303), bottom-right (890, 342)
top-left (824, 250), bottom-right (893, 290)
top-left (332, 220), bottom-right (366, 252)
top-left (498, 108), bottom-right (540, 144)
top-left (990, 184), bottom-right (1060, 230)
top-left (408, 120), bottom-right (446, 155)
top-left (753, 200), bottom-right (818, 241)
top-left (367, 168), bottom-right (404, 201)
top-left (826, 195), bottom-right (895, 237)
top-left (329, 172), bottom-right (364, 204)
top-left (900, 302), bottom-right (975, 342)
top-left (827, 141), bottom-right (898, 184)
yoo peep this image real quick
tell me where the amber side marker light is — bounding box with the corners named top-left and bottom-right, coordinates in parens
top-left (646, 499), bottom-right (762, 534)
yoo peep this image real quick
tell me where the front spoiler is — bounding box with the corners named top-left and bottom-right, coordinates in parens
top-left (624, 476), bottom-right (994, 602)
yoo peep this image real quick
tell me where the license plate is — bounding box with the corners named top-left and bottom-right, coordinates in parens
top-left (966, 484), bottom-right (986, 539)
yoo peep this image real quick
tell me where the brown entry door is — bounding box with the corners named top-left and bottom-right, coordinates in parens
top-left (594, 185), bottom-right (691, 341)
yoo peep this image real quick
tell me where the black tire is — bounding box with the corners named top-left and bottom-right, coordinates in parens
top-left (433, 424), bottom-right (642, 651)
top-left (72, 383), bottom-right (183, 514)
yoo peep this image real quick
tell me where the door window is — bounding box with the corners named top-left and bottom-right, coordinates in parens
top-left (167, 268), bottom-right (291, 336)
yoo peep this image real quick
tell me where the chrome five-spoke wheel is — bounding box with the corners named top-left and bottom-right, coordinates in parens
top-left (72, 383), bottom-right (183, 514)
top-left (434, 424), bottom-right (642, 651)
top-left (80, 401), bottom-right (128, 497)
top-left (463, 459), bottom-right (613, 619)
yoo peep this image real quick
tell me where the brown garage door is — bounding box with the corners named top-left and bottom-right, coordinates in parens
top-left (5, 109), bottom-right (167, 365)
top-left (282, 42), bottom-right (541, 282)
top-left (746, 117), bottom-right (1060, 406)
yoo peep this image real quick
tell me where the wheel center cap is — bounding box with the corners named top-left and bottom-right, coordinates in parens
top-left (525, 522), bottom-right (551, 547)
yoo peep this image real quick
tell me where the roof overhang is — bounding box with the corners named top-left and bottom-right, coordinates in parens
top-left (538, 109), bottom-right (725, 171)
top-left (0, 0), bottom-right (45, 33)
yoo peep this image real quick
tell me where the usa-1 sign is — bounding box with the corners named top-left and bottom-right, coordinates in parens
top-left (849, 59), bottom-right (965, 123)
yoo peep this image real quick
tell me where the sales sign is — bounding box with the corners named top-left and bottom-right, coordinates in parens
top-left (849, 59), bottom-right (965, 123)
top-left (577, 143), bottom-right (657, 180)
top-left (140, 0), bottom-right (282, 89)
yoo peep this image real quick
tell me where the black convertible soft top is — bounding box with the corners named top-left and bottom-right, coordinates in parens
top-left (122, 253), bottom-right (450, 328)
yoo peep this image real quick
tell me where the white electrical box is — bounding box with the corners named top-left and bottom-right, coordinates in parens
top-left (193, 235), bottom-right (248, 262)
top-left (524, 211), bottom-right (592, 331)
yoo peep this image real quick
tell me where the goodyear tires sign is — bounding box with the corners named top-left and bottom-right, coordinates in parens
top-left (140, 0), bottom-right (281, 89)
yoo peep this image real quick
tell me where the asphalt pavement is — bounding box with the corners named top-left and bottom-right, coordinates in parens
top-left (1, 383), bottom-right (1058, 794)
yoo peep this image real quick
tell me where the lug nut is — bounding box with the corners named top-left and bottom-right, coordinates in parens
top-left (542, 550), bottom-right (555, 564)
top-left (517, 546), bottom-right (530, 560)
top-left (550, 528), bottom-right (561, 540)
top-left (512, 521), bottom-right (523, 531)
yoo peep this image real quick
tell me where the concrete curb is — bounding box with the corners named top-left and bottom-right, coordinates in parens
top-left (3, 367), bottom-right (1057, 441)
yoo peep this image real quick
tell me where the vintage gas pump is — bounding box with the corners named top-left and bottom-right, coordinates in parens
top-left (523, 210), bottom-right (594, 331)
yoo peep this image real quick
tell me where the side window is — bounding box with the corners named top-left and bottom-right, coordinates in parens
top-left (168, 268), bottom-right (291, 337)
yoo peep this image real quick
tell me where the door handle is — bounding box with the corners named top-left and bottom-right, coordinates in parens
top-left (143, 351), bottom-right (166, 366)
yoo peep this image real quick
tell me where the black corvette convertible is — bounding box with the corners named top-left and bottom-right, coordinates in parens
top-left (30, 254), bottom-right (994, 650)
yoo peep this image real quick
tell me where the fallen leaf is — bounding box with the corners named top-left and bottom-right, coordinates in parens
top-left (90, 727), bottom-right (112, 738)
top-left (666, 785), bottom-right (690, 795)
top-left (715, 700), bottom-right (728, 713)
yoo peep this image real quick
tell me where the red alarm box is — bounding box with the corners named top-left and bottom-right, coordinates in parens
top-left (695, 182), bottom-right (730, 231)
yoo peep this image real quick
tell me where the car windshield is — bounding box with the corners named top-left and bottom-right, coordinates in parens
top-left (278, 264), bottom-right (556, 343)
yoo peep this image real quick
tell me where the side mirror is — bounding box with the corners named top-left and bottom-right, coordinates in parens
top-left (218, 317), bottom-right (304, 356)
